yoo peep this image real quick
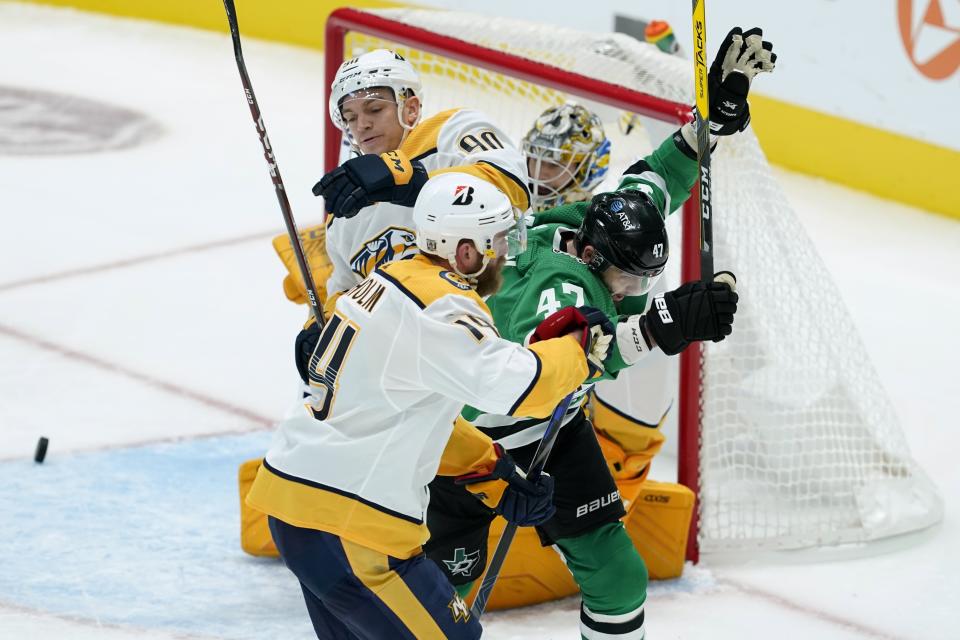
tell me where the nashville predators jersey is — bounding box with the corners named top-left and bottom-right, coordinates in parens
top-left (246, 255), bottom-right (587, 560)
top-left (323, 108), bottom-right (530, 314)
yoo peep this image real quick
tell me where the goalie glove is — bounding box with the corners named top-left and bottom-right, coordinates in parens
top-left (638, 272), bottom-right (739, 356)
top-left (708, 27), bottom-right (777, 136)
top-left (530, 305), bottom-right (614, 377)
top-left (312, 149), bottom-right (429, 219)
top-left (455, 444), bottom-right (556, 526)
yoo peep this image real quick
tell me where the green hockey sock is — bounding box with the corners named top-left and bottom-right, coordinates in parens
top-left (556, 522), bottom-right (647, 637)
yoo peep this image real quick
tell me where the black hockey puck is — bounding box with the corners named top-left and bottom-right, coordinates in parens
top-left (34, 437), bottom-right (49, 463)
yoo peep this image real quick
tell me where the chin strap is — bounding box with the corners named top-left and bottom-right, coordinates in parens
top-left (395, 95), bottom-right (421, 141)
top-left (451, 257), bottom-right (486, 284)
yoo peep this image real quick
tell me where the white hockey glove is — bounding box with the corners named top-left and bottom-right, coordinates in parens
top-left (708, 27), bottom-right (777, 136)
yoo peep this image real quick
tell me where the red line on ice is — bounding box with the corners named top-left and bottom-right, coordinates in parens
top-left (0, 322), bottom-right (274, 429)
top-left (721, 578), bottom-right (907, 640)
top-left (0, 229), bottom-right (277, 292)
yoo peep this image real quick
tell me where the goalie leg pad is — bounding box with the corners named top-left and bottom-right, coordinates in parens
top-left (272, 223), bottom-right (334, 307)
top-left (622, 480), bottom-right (695, 580)
top-left (238, 458), bottom-right (279, 558)
top-left (556, 522), bottom-right (648, 639)
top-left (592, 395), bottom-right (667, 505)
top-left (462, 516), bottom-right (578, 611)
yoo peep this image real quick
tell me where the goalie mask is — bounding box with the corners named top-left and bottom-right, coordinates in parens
top-left (329, 49), bottom-right (422, 150)
top-left (523, 102), bottom-right (610, 212)
top-left (414, 173), bottom-right (526, 279)
top-left (577, 190), bottom-right (668, 297)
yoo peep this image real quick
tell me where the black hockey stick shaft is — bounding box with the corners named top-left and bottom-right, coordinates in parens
top-left (691, 0), bottom-right (714, 282)
top-left (222, 0), bottom-right (325, 329)
top-left (470, 390), bottom-right (577, 619)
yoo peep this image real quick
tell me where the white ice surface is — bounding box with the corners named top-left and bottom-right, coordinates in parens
top-left (1, 5), bottom-right (958, 639)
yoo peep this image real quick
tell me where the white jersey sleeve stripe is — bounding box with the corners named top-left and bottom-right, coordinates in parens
top-left (507, 351), bottom-right (542, 416)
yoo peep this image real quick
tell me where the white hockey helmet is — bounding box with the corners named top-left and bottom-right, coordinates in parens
top-left (329, 49), bottom-right (422, 137)
top-left (413, 173), bottom-right (526, 279)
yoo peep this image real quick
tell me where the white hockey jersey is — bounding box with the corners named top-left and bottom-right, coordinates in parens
top-left (322, 108), bottom-right (530, 314)
top-left (246, 255), bottom-right (587, 559)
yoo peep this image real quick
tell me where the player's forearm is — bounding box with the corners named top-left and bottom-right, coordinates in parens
top-left (514, 335), bottom-right (589, 418)
top-left (436, 416), bottom-right (499, 477)
top-left (621, 129), bottom-right (701, 216)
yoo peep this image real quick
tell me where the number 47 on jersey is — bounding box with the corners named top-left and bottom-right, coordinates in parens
top-left (537, 283), bottom-right (585, 317)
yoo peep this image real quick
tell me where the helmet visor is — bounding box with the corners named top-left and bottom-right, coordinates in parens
top-left (491, 216), bottom-right (527, 260)
top-left (507, 218), bottom-right (527, 258)
top-left (601, 264), bottom-right (659, 298)
top-left (337, 89), bottom-right (398, 128)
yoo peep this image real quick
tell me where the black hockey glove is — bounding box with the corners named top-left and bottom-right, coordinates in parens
top-left (530, 305), bottom-right (614, 377)
top-left (294, 320), bottom-right (321, 384)
top-left (456, 444), bottom-right (556, 526)
top-left (312, 150), bottom-right (429, 219)
top-left (641, 272), bottom-right (739, 356)
top-left (708, 27), bottom-right (777, 136)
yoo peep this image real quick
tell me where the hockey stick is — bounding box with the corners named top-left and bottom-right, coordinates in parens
top-left (469, 390), bottom-right (577, 619)
top-left (691, 0), bottom-right (714, 282)
top-left (221, 0), bottom-right (325, 329)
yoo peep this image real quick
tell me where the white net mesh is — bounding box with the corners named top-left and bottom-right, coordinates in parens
top-left (332, 8), bottom-right (943, 553)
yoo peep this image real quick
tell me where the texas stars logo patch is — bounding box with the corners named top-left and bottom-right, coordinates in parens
top-left (442, 547), bottom-right (481, 577)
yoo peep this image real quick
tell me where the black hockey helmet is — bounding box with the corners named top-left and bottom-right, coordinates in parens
top-left (577, 189), bottom-right (668, 279)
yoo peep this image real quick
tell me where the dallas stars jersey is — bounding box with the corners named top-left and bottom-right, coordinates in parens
top-left (323, 108), bottom-right (530, 313)
top-left (246, 255), bottom-right (587, 560)
top-left (464, 131), bottom-right (699, 449)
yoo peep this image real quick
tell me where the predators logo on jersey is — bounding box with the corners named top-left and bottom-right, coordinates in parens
top-left (448, 593), bottom-right (472, 623)
top-left (349, 226), bottom-right (418, 278)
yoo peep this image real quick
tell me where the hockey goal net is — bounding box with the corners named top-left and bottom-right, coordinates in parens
top-left (324, 8), bottom-right (943, 560)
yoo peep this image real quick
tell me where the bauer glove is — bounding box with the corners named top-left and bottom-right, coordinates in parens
top-left (456, 444), bottom-right (556, 526)
top-left (708, 27), bottom-right (777, 136)
top-left (313, 149), bottom-right (429, 219)
top-left (640, 272), bottom-right (739, 356)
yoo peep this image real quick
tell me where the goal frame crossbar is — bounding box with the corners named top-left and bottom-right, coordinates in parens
top-left (324, 7), bottom-right (707, 562)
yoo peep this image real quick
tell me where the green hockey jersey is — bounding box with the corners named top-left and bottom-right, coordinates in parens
top-left (463, 131), bottom-right (699, 449)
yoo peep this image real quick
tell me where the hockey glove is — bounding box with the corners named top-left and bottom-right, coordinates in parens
top-left (641, 272), bottom-right (739, 356)
top-left (456, 444), bottom-right (556, 526)
top-left (708, 27), bottom-right (777, 136)
top-left (312, 149), bottom-right (429, 219)
top-left (531, 305), bottom-right (614, 376)
top-left (294, 320), bottom-right (321, 384)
